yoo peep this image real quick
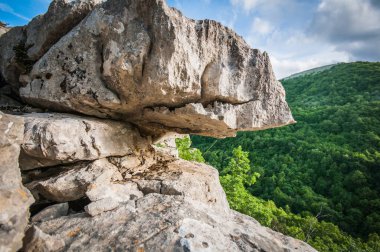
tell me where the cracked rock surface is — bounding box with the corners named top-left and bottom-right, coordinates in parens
top-left (0, 110), bottom-right (315, 251)
top-left (0, 113), bottom-right (34, 252)
top-left (1, 113), bottom-right (315, 252)
top-left (24, 145), bottom-right (315, 252)
top-left (0, 0), bottom-right (293, 138)
top-left (19, 113), bottom-right (148, 170)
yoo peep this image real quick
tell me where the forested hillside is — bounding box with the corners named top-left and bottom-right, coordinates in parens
top-left (191, 62), bottom-right (380, 246)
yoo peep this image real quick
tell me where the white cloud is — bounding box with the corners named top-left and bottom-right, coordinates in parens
top-left (241, 0), bottom-right (380, 78)
top-left (251, 17), bottom-right (273, 34)
top-left (246, 29), bottom-right (351, 78)
top-left (271, 50), bottom-right (350, 79)
top-left (230, 0), bottom-right (261, 12)
top-left (0, 2), bottom-right (31, 21)
top-left (310, 0), bottom-right (380, 60)
top-left (313, 0), bottom-right (380, 40)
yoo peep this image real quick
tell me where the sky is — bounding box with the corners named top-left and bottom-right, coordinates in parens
top-left (0, 0), bottom-right (379, 78)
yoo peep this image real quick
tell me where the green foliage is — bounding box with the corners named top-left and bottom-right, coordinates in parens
top-left (219, 146), bottom-right (380, 252)
top-left (192, 62), bottom-right (380, 239)
top-left (175, 136), bottom-right (205, 163)
top-left (220, 146), bottom-right (260, 210)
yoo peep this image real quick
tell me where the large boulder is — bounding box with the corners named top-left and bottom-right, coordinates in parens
top-left (0, 113), bottom-right (34, 252)
top-left (25, 154), bottom-right (316, 252)
top-left (9, 0), bottom-right (294, 138)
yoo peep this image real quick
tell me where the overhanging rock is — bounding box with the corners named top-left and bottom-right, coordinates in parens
top-left (12, 0), bottom-right (294, 138)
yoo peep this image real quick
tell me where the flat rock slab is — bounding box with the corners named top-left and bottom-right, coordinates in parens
top-left (31, 194), bottom-right (316, 252)
top-left (20, 113), bottom-right (148, 170)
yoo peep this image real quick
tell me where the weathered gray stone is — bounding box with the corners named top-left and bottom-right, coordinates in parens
top-left (0, 1), bottom-right (105, 95)
top-left (34, 159), bottom-right (122, 202)
top-left (133, 157), bottom-right (230, 212)
top-left (26, 0), bottom-right (106, 61)
top-left (29, 194), bottom-right (316, 252)
top-left (84, 197), bottom-right (120, 216)
top-left (22, 149), bottom-right (316, 252)
top-left (135, 179), bottom-right (162, 194)
top-left (31, 202), bottom-right (69, 223)
top-left (0, 112), bottom-right (34, 252)
top-left (22, 226), bottom-right (65, 252)
top-left (86, 182), bottom-right (143, 202)
top-left (0, 27), bottom-right (26, 91)
top-left (20, 113), bottom-right (149, 170)
top-left (17, 0), bottom-right (294, 138)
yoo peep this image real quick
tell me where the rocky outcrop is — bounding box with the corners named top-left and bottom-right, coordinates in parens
top-left (0, 0), bottom-right (294, 138)
top-left (0, 113), bottom-right (34, 252)
top-left (0, 0), bottom-right (311, 251)
top-left (28, 191), bottom-right (314, 252)
top-left (19, 123), bottom-right (314, 251)
top-left (0, 111), bottom-right (316, 252)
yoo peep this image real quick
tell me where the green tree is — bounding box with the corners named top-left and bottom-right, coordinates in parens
top-left (175, 136), bottom-right (205, 163)
top-left (220, 146), bottom-right (260, 210)
top-left (218, 146), bottom-right (380, 252)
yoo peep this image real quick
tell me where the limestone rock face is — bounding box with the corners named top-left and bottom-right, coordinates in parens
top-left (0, 111), bottom-right (312, 251)
top-left (25, 0), bottom-right (107, 61)
top-left (23, 226), bottom-right (65, 252)
top-left (19, 113), bottom-right (148, 170)
top-left (0, 0), bottom-right (105, 92)
top-left (5, 0), bottom-right (294, 138)
top-left (31, 159), bottom-right (123, 202)
top-left (0, 113), bottom-right (34, 252)
top-left (26, 156), bottom-right (316, 252)
top-left (0, 27), bottom-right (26, 91)
top-left (0, 112), bottom-right (315, 252)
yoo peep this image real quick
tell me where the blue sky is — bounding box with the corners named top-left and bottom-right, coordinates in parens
top-left (1, 0), bottom-right (379, 78)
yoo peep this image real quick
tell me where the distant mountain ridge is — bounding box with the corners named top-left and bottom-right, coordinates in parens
top-left (282, 63), bottom-right (341, 80)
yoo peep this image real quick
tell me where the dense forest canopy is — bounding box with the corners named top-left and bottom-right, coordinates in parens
top-left (189, 62), bottom-right (380, 250)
